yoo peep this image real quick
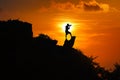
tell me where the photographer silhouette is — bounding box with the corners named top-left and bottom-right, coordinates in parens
top-left (65, 24), bottom-right (72, 39)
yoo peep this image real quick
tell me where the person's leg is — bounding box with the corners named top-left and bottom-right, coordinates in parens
top-left (65, 31), bottom-right (72, 39)
top-left (65, 32), bottom-right (67, 39)
top-left (65, 31), bottom-right (69, 37)
top-left (68, 32), bottom-right (72, 37)
top-left (65, 34), bottom-right (67, 39)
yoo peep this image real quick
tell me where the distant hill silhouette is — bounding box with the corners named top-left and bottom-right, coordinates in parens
top-left (0, 19), bottom-right (120, 80)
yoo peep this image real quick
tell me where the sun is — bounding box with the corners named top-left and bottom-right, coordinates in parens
top-left (59, 22), bottom-right (75, 33)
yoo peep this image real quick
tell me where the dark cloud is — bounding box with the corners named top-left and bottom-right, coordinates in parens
top-left (83, 3), bottom-right (103, 11)
top-left (0, 0), bottom-right (109, 12)
top-left (0, 0), bottom-right (51, 11)
top-left (53, 0), bottom-right (80, 4)
top-left (39, 0), bottom-right (109, 12)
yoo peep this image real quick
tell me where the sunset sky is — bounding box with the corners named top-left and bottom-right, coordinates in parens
top-left (0, 0), bottom-right (120, 69)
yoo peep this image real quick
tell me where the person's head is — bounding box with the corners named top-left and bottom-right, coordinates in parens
top-left (66, 23), bottom-right (71, 27)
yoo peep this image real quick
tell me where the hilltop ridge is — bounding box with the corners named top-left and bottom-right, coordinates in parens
top-left (0, 20), bottom-right (120, 80)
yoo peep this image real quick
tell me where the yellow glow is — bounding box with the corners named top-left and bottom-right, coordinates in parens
top-left (101, 4), bottom-right (109, 12)
top-left (58, 22), bottom-right (75, 33)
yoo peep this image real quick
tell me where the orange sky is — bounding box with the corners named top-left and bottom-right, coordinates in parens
top-left (0, 0), bottom-right (120, 69)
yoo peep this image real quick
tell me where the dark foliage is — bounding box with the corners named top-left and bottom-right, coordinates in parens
top-left (0, 19), bottom-right (120, 80)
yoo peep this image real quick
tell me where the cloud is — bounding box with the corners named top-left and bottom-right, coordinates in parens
top-left (39, 0), bottom-right (110, 12)
top-left (83, 1), bottom-right (103, 11)
top-left (51, 1), bottom-right (76, 11)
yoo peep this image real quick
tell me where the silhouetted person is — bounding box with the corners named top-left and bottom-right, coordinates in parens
top-left (65, 24), bottom-right (72, 39)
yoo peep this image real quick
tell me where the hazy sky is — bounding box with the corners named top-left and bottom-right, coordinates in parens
top-left (0, 0), bottom-right (120, 69)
